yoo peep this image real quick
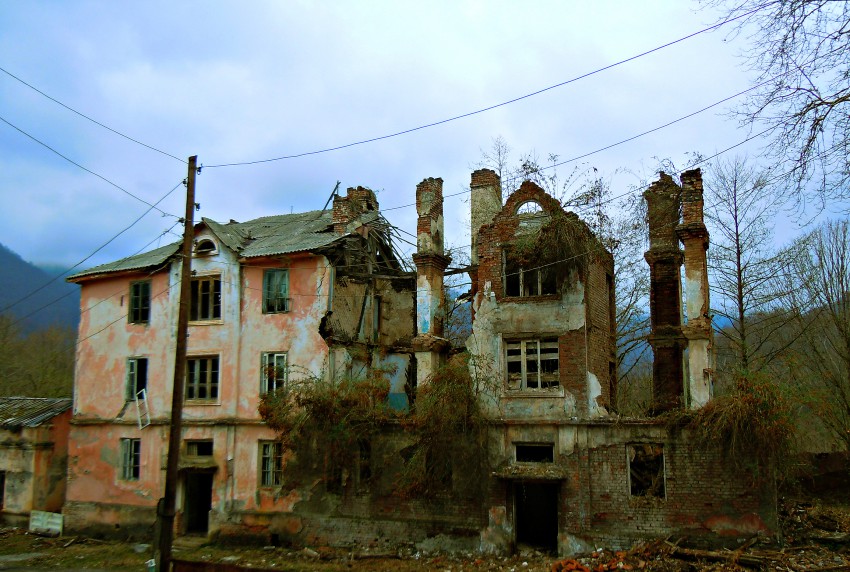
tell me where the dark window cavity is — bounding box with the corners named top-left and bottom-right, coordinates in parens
top-left (628, 443), bottom-right (665, 498)
top-left (126, 357), bottom-right (148, 400)
top-left (516, 443), bottom-right (554, 463)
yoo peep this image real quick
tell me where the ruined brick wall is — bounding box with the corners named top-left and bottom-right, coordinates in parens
top-left (585, 259), bottom-right (616, 409)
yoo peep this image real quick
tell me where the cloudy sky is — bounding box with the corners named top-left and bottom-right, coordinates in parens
top-left (1, 1), bottom-right (766, 272)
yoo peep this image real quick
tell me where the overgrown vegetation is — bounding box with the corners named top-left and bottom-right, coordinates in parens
top-left (667, 373), bottom-right (793, 474)
top-left (507, 209), bottom-right (594, 284)
top-left (0, 313), bottom-right (75, 397)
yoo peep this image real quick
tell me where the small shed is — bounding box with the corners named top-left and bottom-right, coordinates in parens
top-left (0, 397), bottom-right (72, 526)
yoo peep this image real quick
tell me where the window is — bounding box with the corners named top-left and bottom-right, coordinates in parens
top-left (186, 356), bottom-right (219, 401)
top-left (120, 438), bottom-right (141, 481)
top-left (194, 238), bottom-right (217, 255)
top-left (190, 276), bottom-right (221, 321)
top-left (261, 352), bottom-right (288, 394)
top-left (504, 256), bottom-right (557, 297)
top-left (516, 443), bottom-right (554, 463)
top-left (506, 338), bottom-right (559, 390)
top-left (263, 269), bottom-right (290, 313)
top-left (129, 281), bottom-right (151, 324)
top-left (259, 441), bottom-right (283, 487)
top-left (126, 357), bottom-right (148, 400)
top-left (628, 444), bottom-right (665, 498)
top-left (186, 440), bottom-right (214, 457)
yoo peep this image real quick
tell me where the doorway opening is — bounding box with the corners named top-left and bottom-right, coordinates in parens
top-left (184, 471), bottom-right (214, 534)
top-left (514, 482), bottom-right (558, 552)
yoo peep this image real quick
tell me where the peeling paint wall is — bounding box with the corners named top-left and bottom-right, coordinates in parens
top-left (0, 409), bottom-right (71, 524)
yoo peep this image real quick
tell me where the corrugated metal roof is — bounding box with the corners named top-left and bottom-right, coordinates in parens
top-left (0, 397), bottom-right (72, 429)
top-left (68, 209), bottom-right (381, 281)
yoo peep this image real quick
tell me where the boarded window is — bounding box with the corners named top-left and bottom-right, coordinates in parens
top-left (505, 338), bottom-right (559, 390)
top-left (628, 443), bottom-right (665, 498)
top-left (190, 276), bottom-right (221, 321)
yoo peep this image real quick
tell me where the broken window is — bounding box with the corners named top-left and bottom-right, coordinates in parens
top-left (129, 280), bottom-right (151, 324)
top-left (120, 438), bottom-right (141, 481)
top-left (194, 238), bottom-right (217, 255)
top-left (504, 256), bottom-right (558, 297)
top-left (186, 440), bottom-right (214, 457)
top-left (505, 338), bottom-right (559, 390)
top-left (261, 352), bottom-right (288, 394)
top-left (628, 443), bottom-right (665, 498)
top-left (190, 276), bottom-right (221, 321)
top-left (126, 357), bottom-right (148, 400)
top-left (516, 443), bottom-right (554, 463)
top-left (259, 441), bottom-right (283, 487)
top-left (263, 269), bottom-right (290, 313)
top-left (186, 356), bottom-right (219, 401)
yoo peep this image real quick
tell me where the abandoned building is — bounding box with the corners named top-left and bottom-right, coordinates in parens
top-left (62, 169), bottom-right (777, 555)
top-left (0, 397), bottom-right (72, 526)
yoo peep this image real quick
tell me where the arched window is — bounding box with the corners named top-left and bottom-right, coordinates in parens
top-left (194, 239), bottom-right (217, 255)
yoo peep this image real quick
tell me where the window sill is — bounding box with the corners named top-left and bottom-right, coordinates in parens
top-left (184, 400), bottom-right (221, 406)
top-left (189, 320), bottom-right (224, 326)
top-left (501, 294), bottom-right (560, 303)
top-left (503, 388), bottom-right (565, 398)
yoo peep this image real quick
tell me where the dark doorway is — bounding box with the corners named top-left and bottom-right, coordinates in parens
top-left (184, 472), bottom-right (214, 534)
top-left (514, 482), bottom-right (558, 552)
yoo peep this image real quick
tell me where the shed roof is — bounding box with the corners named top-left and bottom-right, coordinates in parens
top-left (68, 209), bottom-right (382, 281)
top-left (0, 397), bottom-right (72, 429)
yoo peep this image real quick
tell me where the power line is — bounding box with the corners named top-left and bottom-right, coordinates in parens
top-left (0, 65), bottom-right (185, 164)
top-left (0, 179), bottom-right (185, 314)
top-left (0, 114), bottom-right (180, 217)
top-left (203, 4), bottom-right (768, 169)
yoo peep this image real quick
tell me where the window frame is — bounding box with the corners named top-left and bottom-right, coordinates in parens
top-left (185, 355), bottom-right (220, 402)
top-left (119, 438), bottom-right (141, 481)
top-left (194, 238), bottom-right (217, 256)
top-left (189, 275), bottom-right (222, 321)
top-left (128, 280), bottom-right (151, 324)
top-left (259, 440), bottom-right (283, 487)
top-left (505, 337), bottom-right (560, 390)
top-left (126, 357), bottom-right (148, 400)
top-left (186, 439), bottom-right (214, 457)
top-left (262, 269), bottom-right (290, 314)
top-left (504, 255), bottom-right (557, 297)
top-left (260, 352), bottom-right (288, 394)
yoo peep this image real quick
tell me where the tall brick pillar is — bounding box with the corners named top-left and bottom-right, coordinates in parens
top-left (644, 173), bottom-right (686, 413)
top-left (470, 169), bottom-right (502, 267)
top-left (412, 178), bottom-right (451, 387)
top-left (676, 169), bottom-right (714, 408)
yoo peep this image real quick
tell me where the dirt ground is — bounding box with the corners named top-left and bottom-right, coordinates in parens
top-left (1, 496), bottom-right (849, 571)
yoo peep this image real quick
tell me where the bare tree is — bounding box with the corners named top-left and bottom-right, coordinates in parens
top-left (705, 0), bottom-right (850, 212)
top-left (704, 157), bottom-right (789, 377)
top-left (0, 313), bottom-right (75, 397)
top-left (780, 219), bottom-right (850, 450)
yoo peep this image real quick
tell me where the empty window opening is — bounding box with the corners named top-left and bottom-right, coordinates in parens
top-left (358, 439), bottom-right (372, 484)
top-left (261, 352), bottom-right (288, 394)
top-left (516, 201), bottom-right (550, 231)
top-left (0, 471), bottom-right (5, 509)
top-left (190, 276), bottom-right (221, 321)
top-left (628, 444), bottom-right (665, 498)
top-left (187, 440), bottom-right (214, 457)
top-left (263, 269), bottom-right (290, 313)
top-left (129, 281), bottom-right (151, 324)
top-left (184, 471), bottom-right (213, 534)
top-left (505, 256), bottom-right (557, 297)
top-left (186, 356), bottom-right (219, 401)
top-left (120, 438), bottom-right (141, 481)
top-left (194, 239), bottom-right (217, 255)
top-left (259, 441), bottom-right (283, 487)
top-left (506, 338), bottom-right (559, 390)
top-left (126, 357), bottom-right (148, 400)
top-left (514, 482), bottom-right (558, 552)
top-left (516, 444), bottom-right (554, 463)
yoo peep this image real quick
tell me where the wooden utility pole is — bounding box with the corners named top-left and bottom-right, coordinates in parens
top-left (156, 155), bottom-right (198, 571)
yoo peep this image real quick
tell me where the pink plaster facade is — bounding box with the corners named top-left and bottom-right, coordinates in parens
top-left (65, 192), bottom-right (415, 539)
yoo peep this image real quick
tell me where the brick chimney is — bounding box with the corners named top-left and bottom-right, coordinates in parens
top-left (676, 168), bottom-right (714, 407)
top-left (470, 169), bottom-right (502, 266)
top-left (412, 177), bottom-right (451, 387)
top-left (333, 186), bottom-right (378, 234)
top-left (644, 173), bottom-right (686, 413)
